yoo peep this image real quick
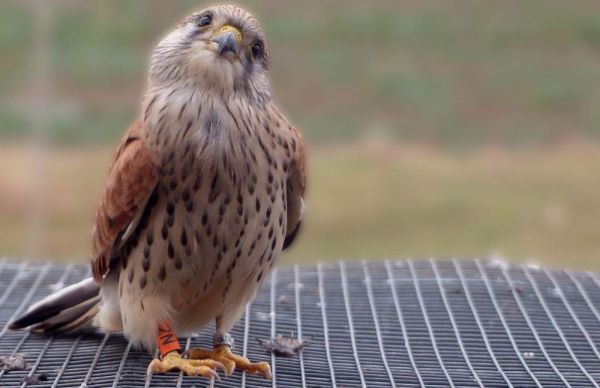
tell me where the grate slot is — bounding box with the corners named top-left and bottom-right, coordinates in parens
top-left (111, 341), bottom-right (132, 388)
top-left (81, 333), bottom-right (110, 387)
top-left (237, 268), bottom-right (271, 388)
top-left (474, 260), bottom-right (542, 387)
top-left (272, 266), bottom-right (303, 388)
top-left (490, 263), bottom-right (571, 387)
top-left (505, 265), bottom-right (595, 387)
top-left (239, 303), bottom-right (250, 388)
top-left (452, 260), bottom-right (512, 387)
top-left (316, 263), bottom-right (337, 387)
top-left (430, 260), bottom-right (482, 387)
top-left (269, 268), bottom-right (277, 388)
top-left (565, 269), bottom-right (600, 383)
top-left (406, 260), bottom-right (454, 387)
top-left (338, 262), bottom-right (367, 388)
top-left (344, 262), bottom-right (396, 386)
top-left (293, 266), bottom-right (306, 388)
top-left (532, 268), bottom-right (600, 385)
top-left (297, 265), bottom-right (333, 387)
top-left (384, 260), bottom-right (424, 387)
top-left (0, 262), bottom-right (29, 315)
top-left (362, 261), bottom-right (396, 387)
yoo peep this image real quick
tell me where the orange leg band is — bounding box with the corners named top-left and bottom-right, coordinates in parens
top-left (157, 321), bottom-right (181, 357)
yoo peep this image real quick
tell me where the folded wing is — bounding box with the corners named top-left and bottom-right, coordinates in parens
top-left (91, 120), bottom-right (159, 282)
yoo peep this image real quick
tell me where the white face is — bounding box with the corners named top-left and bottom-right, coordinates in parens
top-left (149, 6), bottom-right (270, 101)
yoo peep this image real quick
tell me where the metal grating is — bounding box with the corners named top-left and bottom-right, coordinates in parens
top-left (1, 259), bottom-right (600, 387)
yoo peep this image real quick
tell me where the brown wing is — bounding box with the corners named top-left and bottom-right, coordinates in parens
top-left (91, 120), bottom-right (158, 282)
top-left (283, 128), bottom-right (306, 250)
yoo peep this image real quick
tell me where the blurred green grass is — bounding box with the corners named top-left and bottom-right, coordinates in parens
top-left (292, 143), bottom-right (600, 271)
top-left (3, 0), bottom-right (600, 146)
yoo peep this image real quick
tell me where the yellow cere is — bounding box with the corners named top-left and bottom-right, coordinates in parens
top-left (219, 25), bottom-right (242, 43)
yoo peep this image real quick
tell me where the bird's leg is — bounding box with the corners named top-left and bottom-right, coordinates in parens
top-left (184, 333), bottom-right (272, 379)
top-left (147, 321), bottom-right (225, 379)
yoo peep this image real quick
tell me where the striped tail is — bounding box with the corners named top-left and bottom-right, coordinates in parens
top-left (8, 277), bottom-right (101, 334)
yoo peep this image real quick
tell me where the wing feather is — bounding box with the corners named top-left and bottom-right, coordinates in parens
top-left (283, 127), bottom-right (306, 250)
top-left (91, 120), bottom-right (158, 282)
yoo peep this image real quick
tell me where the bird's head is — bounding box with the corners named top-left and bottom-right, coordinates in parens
top-left (149, 5), bottom-right (270, 101)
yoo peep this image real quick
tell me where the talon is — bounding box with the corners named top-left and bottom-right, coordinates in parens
top-left (204, 367), bottom-right (220, 381)
top-left (147, 358), bottom-right (161, 377)
top-left (257, 362), bottom-right (272, 379)
top-left (222, 358), bottom-right (236, 376)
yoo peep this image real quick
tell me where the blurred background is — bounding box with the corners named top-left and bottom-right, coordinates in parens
top-left (1, 0), bottom-right (600, 270)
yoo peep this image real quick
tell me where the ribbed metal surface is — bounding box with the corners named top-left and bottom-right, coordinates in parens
top-left (1, 258), bottom-right (600, 387)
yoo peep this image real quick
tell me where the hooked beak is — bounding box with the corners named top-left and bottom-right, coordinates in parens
top-left (211, 25), bottom-right (242, 56)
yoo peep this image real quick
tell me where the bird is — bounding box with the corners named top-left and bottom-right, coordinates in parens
top-left (9, 4), bottom-right (306, 381)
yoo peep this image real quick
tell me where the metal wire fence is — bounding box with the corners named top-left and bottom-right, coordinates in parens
top-left (1, 258), bottom-right (600, 387)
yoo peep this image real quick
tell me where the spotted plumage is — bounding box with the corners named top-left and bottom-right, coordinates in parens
top-left (9, 4), bottom-right (304, 381)
top-left (104, 2), bottom-right (305, 354)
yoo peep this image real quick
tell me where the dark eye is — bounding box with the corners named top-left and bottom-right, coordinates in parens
top-left (251, 41), bottom-right (264, 59)
top-left (197, 14), bottom-right (212, 28)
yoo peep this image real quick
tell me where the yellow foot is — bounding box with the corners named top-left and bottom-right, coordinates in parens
top-left (147, 351), bottom-right (225, 379)
top-left (184, 345), bottom-right (272, 379)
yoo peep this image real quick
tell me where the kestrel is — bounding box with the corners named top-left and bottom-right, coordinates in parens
top-left (10, 5), bottom-right (305, 380)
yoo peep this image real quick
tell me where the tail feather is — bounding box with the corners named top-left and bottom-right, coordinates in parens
top-left (30, 296), bottom-right (100, 333)
top-left (9, 277), bottom-right (100, 332)
top-left (57, 303), bottom-right (99, 333)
